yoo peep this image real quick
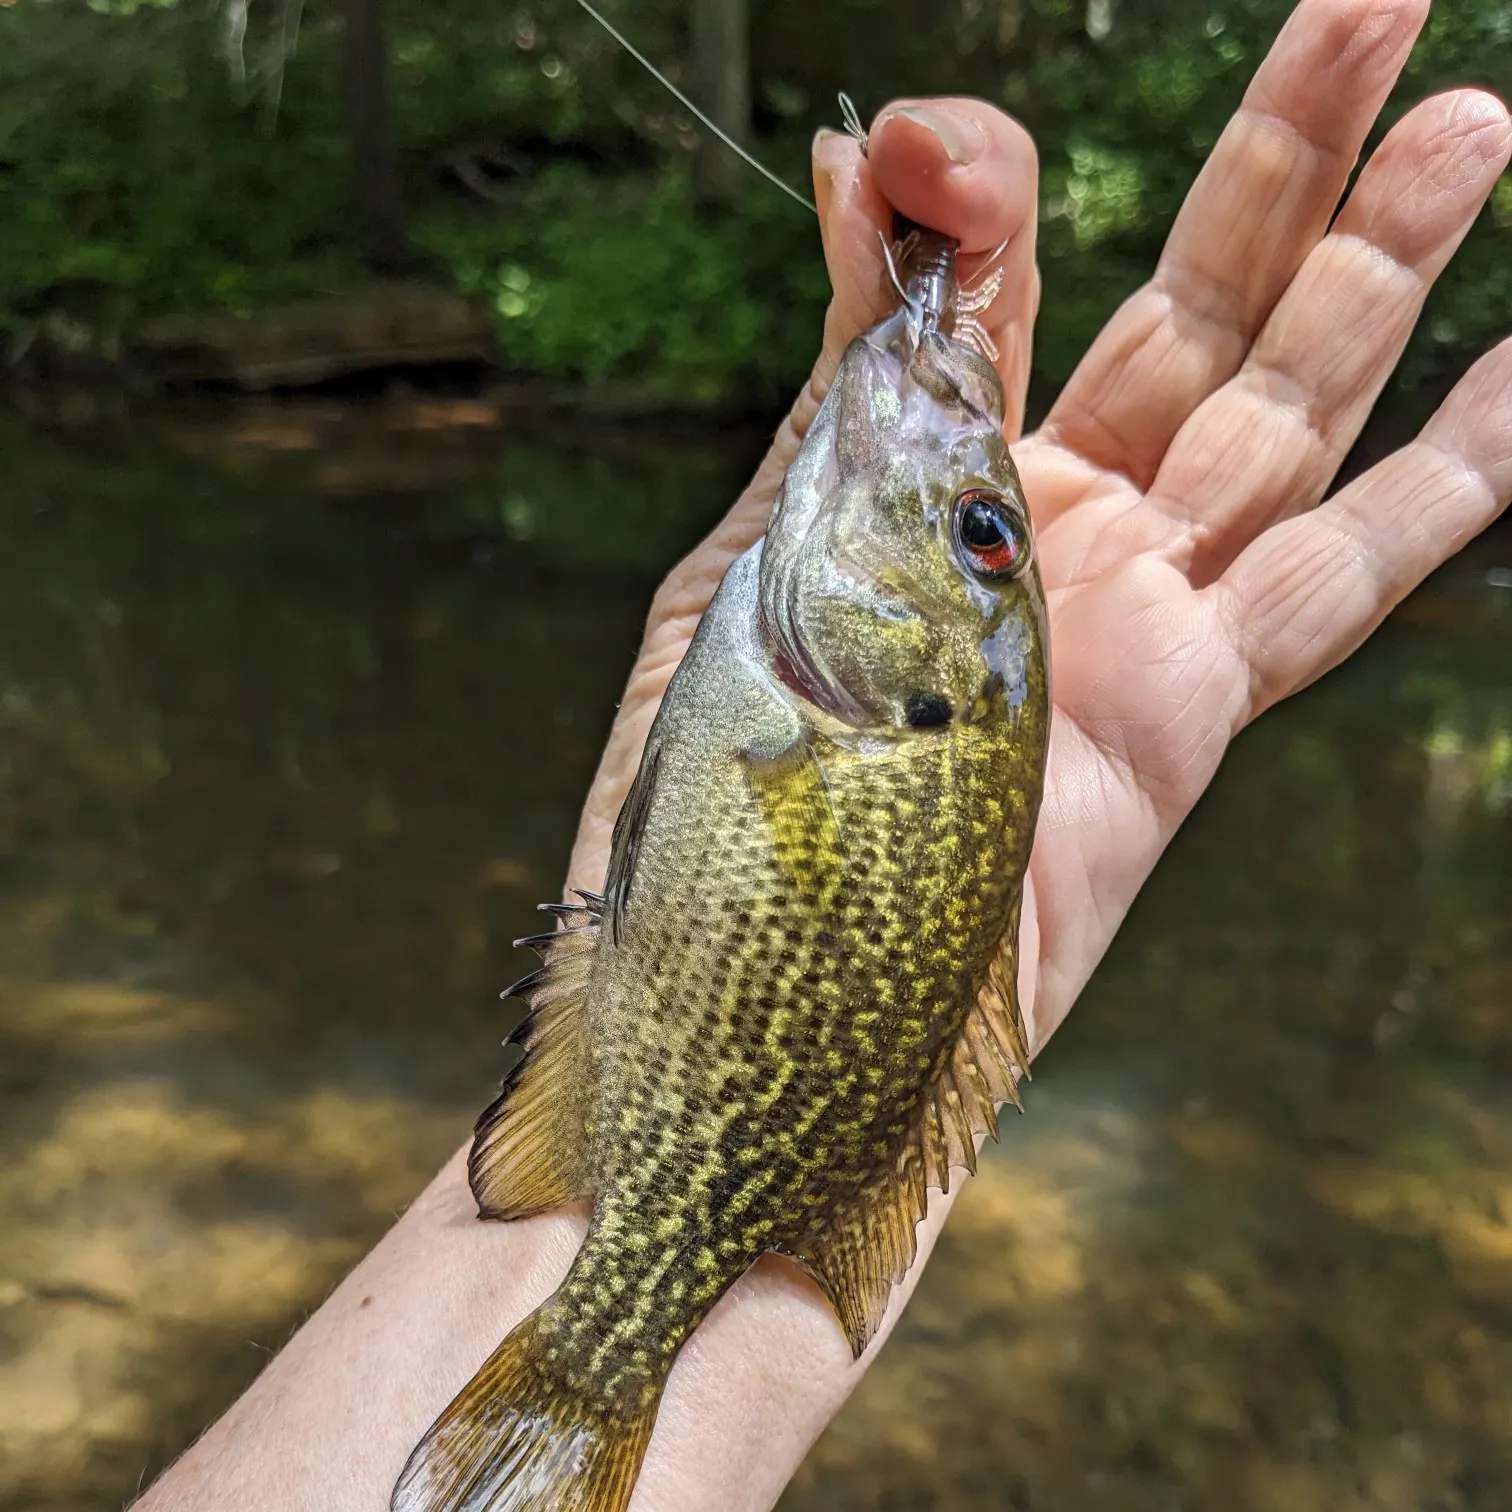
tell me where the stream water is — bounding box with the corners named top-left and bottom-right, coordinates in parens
top-left (1, 393), bottom-right (1509, 1512)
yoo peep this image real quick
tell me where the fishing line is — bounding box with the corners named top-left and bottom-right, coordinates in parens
top-left (569, 0), bottom-right (818, 215)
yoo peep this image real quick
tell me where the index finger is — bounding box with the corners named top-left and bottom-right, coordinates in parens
top-left (817, 98), bottom-right (1040, 432)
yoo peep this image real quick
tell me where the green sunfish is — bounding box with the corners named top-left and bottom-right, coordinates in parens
top-left (393, 224), bottom-right (1051, 1512)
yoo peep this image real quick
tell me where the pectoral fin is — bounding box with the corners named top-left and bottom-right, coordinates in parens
top-left (740, 734), bottom-right (845, 898)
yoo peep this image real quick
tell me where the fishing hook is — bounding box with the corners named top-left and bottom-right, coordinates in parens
top-left (838, 91), bottom-right (869, 157)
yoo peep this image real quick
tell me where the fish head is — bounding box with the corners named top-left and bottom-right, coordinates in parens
top-left (758, 313), bottom-right (1046, 734)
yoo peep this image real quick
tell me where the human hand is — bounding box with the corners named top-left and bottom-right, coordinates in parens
top-left (563, 0), bottom-right (1512, 1506)
top-left (134, 4), bottom-right (1510, 1511)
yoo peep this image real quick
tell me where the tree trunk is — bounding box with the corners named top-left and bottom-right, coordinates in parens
top-left (340, 0), bottom-right (408, 271)
top-left (691, 0), bottom-right (750, 207)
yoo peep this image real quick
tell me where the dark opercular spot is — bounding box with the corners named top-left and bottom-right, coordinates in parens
top-left (905, 691), bottom-right (953, 728)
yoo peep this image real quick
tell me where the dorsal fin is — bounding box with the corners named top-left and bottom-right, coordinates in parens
top-left (467, 894), bottom-right (602, 1221)
top-left (603, 739), bottom-right (662, 948)
top-left (787, 890), bottom-right (1031, 1355)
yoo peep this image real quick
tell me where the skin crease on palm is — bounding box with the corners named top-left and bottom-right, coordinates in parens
top-left (136, 1), bottom-right (1512, 1510)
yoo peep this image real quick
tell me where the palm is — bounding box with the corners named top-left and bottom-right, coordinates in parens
top-left (1012, 4), bottom-right (1512, 1039)
top-left (572, 1), bottom-right (1511, 1092)
top-left (1011, 451), bottom-right (1246, 1046)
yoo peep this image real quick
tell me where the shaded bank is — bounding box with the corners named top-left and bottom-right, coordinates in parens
top-left (3, 0), bottom-right (1508, 408)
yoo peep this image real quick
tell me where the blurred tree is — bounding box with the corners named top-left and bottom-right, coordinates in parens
top-left (340, 0), bottom-right (409, 270)
top-left (0, 0), bottom-right (1507, 405)
top-left (691, 0), bottom-right (751, 205)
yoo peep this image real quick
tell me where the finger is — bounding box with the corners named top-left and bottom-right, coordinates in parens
top-left (1041, 0), bottom-right (1429, 499)
top-left (1138, 89), bottom-right (1512, 587)
top-left (809, 99), bottom-right (1041, 446)
top-left (1220, 335), bottom-right (1512, 718)
top-left (868, 99), bottom-right (1038, 252)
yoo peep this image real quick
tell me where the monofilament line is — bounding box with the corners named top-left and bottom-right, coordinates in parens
top-left (570, 0), bottom-right (817, 215)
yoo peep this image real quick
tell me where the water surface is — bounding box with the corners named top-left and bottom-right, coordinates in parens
top-left (0, 396), bottom-right (1508, 1512)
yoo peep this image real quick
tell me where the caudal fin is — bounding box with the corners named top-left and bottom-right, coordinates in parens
top-left (391, 1310), bottom-right (658, 1512)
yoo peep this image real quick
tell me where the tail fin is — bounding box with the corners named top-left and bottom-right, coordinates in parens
top-left (391, 1310), bottom-right (658, 1512)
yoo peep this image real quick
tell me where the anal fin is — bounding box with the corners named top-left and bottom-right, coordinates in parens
top-left (789, 1151), bottom-right (928, 1357)
top-left (468, 893), bottom-right (601, 1221)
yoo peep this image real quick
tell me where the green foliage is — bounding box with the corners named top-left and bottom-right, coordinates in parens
top-left (1, 0), bottom-right (1509, 403)
top-left (0, 3), bottom-right (358, 330)
top-left (419, 167), bottom-right (827, 403)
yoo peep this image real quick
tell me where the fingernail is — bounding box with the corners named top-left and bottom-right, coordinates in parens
top-left (887, 104), bottom-right (984, 166)
top-left (811, 126), bottom-right (851, 199)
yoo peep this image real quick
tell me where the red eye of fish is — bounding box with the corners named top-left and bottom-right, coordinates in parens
top-left (954, 490), bottom-right (1028, 581)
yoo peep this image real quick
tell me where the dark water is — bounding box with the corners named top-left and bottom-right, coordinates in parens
top-left (0, 396), bottom-right (1508, 1512)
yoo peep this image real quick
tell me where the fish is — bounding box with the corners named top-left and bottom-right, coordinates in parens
top-left (390, 210), bottom-right (1051, 1512)
top-left (391, 62), bottom-right (1050, 1512)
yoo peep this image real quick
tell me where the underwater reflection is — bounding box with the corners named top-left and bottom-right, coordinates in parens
top-left (0, 399), bottom-right (1509, 1512)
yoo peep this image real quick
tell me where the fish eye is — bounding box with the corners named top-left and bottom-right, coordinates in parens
top-left (953, 489), bottom-right (1029, 581)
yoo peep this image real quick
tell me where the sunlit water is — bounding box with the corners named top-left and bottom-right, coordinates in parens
top-left (1, 396), bottom-right (1508, 1512)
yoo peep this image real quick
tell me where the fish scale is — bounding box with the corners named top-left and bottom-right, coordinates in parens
top-left (393, 237), bottom-right (1049, 1512)
top-left (543, 735), bottom-right (1022, 1388)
